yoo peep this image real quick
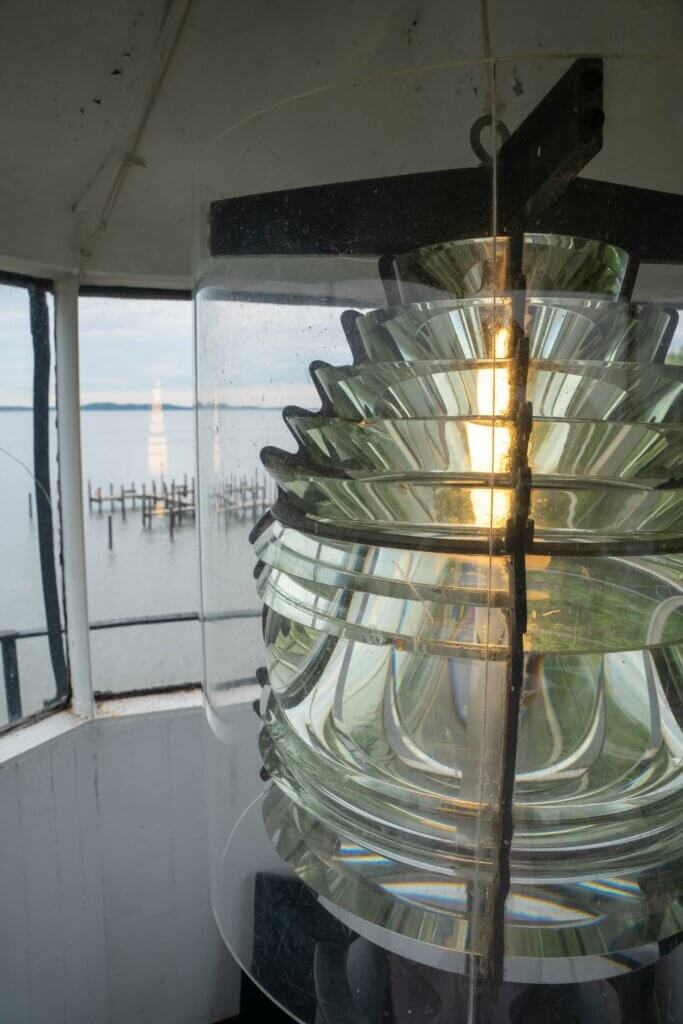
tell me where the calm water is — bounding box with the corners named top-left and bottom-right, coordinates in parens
top-left (0, 407), bottom-right (285, 722)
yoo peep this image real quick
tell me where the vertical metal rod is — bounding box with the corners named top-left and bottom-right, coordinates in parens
top-left (55, 274), bottom-right (94, 718)
top-left (1, 632), bottom-right (22, 722)
top-left (120, 484), bottom-right (126, 522)
top-left (28, 492), bottom-right (33, 520)
top-left (107, 515), bottom-right (113, 550)
top-left (31, 285), bottom-right (70, 703)
top-left (483, 227), bottom-right (532, 999)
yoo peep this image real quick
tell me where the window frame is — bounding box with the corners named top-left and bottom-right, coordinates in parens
top-left (0, 269), bottom-right (69, 734)
top-left (1, 277), bottom-right (196, 734)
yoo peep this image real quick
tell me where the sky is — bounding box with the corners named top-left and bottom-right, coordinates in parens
top-left (0, 283), bottom-right (353, 410)
top-left (0, 285), bottom-right (193, 407)
top-left (0, 283), bottom-right (53, 406)
top-left (195, 297), bottom-right (353, 409)
top-left (79, 296), bottom-right (193, 406)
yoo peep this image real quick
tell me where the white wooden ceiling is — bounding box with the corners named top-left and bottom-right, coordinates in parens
top-left (1, 0), bottom-right (681, 287)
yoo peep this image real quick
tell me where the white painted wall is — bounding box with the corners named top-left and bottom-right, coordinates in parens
top-left (0, 702), bottom-right (261, 1024)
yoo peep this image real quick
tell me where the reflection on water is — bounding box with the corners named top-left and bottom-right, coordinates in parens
top-left (0, 407), bottom-right (279, 721)
top-left (146, 381), bottom-right (168, 479)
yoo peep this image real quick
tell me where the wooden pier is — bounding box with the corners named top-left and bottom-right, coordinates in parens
top-left (213, 472), bottom-right (275, 521)
top-left (87, 471), bottom-right (275, 543)
top-left (88, 476), bottom-right (196, 539)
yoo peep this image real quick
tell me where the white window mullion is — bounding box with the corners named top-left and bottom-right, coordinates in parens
top-left (55, 275), bottom-right (93, 718)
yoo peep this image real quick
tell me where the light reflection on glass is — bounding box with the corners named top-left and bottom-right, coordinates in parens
top-left (254, 235), bottom-right (683, 971)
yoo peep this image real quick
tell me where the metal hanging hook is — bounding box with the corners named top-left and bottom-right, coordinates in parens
top-left (469, 114), bottom-right (511, 164)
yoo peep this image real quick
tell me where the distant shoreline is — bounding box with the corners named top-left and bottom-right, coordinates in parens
top-left (0, 402), bottom-right (283, 412)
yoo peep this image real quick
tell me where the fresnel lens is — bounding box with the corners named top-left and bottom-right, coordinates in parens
top-left (253, 230), bottom-right (683, 975)
top-left (204, 58), bottom-right (683, 983)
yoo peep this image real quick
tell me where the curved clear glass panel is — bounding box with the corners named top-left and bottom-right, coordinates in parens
top-left (198, 50), bottom-right (683, 1022)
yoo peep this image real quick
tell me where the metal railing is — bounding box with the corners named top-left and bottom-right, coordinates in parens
top-left (0, 609), bottom-right (261, 727)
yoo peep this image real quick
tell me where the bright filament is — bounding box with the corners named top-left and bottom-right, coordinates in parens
top-left (467, 325), bottom-right (512, 527)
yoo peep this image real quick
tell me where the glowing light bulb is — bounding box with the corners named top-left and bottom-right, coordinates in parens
top-left (465, 323), bottom-right (512, 526)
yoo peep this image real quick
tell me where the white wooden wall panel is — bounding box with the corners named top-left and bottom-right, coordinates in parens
top-left (0, 704), bottom-right (259, 1024)
top-left (0, 762), bottom-right (31, 1021)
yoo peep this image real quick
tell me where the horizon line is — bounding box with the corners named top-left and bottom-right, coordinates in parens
top-left (0, 401), bottom-right (284, 412)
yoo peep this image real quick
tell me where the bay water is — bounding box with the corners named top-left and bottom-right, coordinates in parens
top-left (1, 406), bottom-right (284, 723)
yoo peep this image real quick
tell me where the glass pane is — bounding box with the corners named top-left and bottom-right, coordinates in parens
top-left (0, 280), bottom-right (66, 727)
top-left (197, 60), bottom-right (508, 1017)
top-left (200, 51), bottom-right (683, 1023)
top-left (78, 295), bottom-right (202, 693)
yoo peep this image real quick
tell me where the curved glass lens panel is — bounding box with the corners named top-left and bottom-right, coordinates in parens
top-left (197, 52), bottom-right (683, 1015)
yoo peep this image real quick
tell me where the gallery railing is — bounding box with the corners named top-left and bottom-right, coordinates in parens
top-left (0, 608), bottom-right (261, 730)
